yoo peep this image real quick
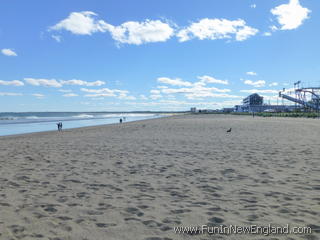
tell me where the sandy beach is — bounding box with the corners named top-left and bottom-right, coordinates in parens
top-left (0, 114), bottom-right (319, 240)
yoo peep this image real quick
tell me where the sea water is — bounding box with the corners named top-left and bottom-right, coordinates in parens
top-left (0, 112), bottom-right (164, 136)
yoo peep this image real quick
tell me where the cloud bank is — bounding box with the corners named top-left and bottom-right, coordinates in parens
top-left (177, 18), bottom-right (258, 42)
top-left (0, 80), bottom-right (24, 86)
top-left (155, 75), bottom-right (237, 100)
top-left (24, 78), bottom-right (106, 88)
top-left (243, 79), bottom-right (266, 88)
top-left (49, 11), bottom-right (259, 45)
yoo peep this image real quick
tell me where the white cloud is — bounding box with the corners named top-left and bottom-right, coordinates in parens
top-left (185, 92), bottom-right (240, 100)
top-left (177, 18), bottom-right (258, 42)
top-left (50, 11), bottom-right (174, 45)
top-left (117, 91), bottom-right (136, 100)
top-left (240, 89), bottom-right (278, 94)
top-left (24, 78), bottom-right (105, 88)
top-left (150, 94), bottom-right (162, 100)
top-left (243, 79), bottom-right (266, 87)
top-left (50, 11), bottom-right (107, 35)
top-left (261, 94), bottom-right (280, 102)
top-left (106, 20), bottom-right (175, 45)
top-left (81, 88), bottom-right (117, 94)
top-left (80, 87), bottom-right (133, 99)
top-left (246, 71), bottom-right (257, 76)
top-left (24, 78), bottom-right (63, 88)
top-left (236, 26), bottom-right (259, 41)
top-left (197, 75), bottom-right (229, 85)
top-left (150, 89), bottom-right (161, 94)
top-left (149, 89), bottom-right (162, 100)
top-left (156, 75), bottom-right (234, 100)
top-left (263, 32), bottom-right (272, 36)
top-left (50, 12), bottom-right (263, 45)
top-left (52, 35), bottom-right (62, 42)
top-left (269, 82), bottom-right (279, 87)
top-left (60, 79), bottom-right (105, 86)
top-left (161, 85), bottom-right (231, 96)
top-left (84, 93), bottom-right (115, 97)
top-left (63, 93), bottom-right (78, 97)
top-left (250, 4), bottom-right (257, 9)
top-left (0, 80), bottom-right (24, 86)
top-left (0, 92), bottom-right (22, 96)
top-left (271, 0), bottom-right (311, 30)
top-left (1, 49), bottom-right (17, 56)
top-left (124, 99), bottom-right (242, 110)
top-left (118, 95), bottom-right (136, 100)
top-left (270, 25), bottom-right (278, 31)
top-left (58, 89), bottom-right (72, 93)
top-left (157, 77), bottom-right (193, 87)
top-left (166, 95), bottom-right (176, 100)
top-left (139, 94), bottom-right (148, 100)
top-left (157, 86), bottom-right (168, 89)
top-left (32, 93), bottom-right (45, 98)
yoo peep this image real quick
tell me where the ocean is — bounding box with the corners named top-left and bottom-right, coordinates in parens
top-left (0, 112), bottom-right (166, 136)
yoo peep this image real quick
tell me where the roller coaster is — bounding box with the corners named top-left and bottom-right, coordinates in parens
top-left (279, 81), bottom-right (320, 111)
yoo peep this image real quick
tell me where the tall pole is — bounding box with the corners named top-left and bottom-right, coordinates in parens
top-left (318, 97), bottom-right (320, 119)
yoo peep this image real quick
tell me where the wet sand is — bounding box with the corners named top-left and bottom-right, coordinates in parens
top-left (0, 114), bottom-right (319, 240)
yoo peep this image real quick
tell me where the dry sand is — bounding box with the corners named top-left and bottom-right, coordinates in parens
top-left (0, 114), bottom-right (319, 240)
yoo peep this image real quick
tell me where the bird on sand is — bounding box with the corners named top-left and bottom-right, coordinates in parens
top-left (226, 128), bottom-right (232, 133)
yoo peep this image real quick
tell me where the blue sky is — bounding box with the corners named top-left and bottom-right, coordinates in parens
top-left (0, 0), bottom-right (319, 111)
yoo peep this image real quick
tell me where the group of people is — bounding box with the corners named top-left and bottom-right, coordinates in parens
top-left (57, 117), bottom-right (124, 131)
top-left (56, 122), bottom-right (63, 131)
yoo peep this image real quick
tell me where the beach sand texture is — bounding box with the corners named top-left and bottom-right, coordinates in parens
top-left (0, 114), bottom-right (319, 240)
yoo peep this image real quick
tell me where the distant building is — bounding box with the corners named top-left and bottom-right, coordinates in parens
top-left (235, 105), bottom-right (245, 112)
top-left (243, 93), bottom-right (263, 106)
top-left (199, 109), bottom-right (216, 113)
top-left (235, 93), bottom-right (264, 112)
top-left (235, 93), bottom-right (297, 113)
top-left (222, 107), bottom-right (235, 113)
top-left (190, 107), bottom-right (197, 113)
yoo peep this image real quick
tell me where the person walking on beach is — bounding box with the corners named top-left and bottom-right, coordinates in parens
top-left (119, 118), bottom-right (122, 124)
top-left (56, 122), bottom-right (63, 131)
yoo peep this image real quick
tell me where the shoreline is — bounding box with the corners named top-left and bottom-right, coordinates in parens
top-left (0, 114), bottom-right (176, 138)
top-left (2, 112), bottom-right (320, 139)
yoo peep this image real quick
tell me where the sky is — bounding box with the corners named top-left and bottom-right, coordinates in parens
top-left (0, 0), bottom-right (319, 112)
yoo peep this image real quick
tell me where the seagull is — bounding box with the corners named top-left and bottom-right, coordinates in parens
top-left (226, 128), bottom-right (232, 133)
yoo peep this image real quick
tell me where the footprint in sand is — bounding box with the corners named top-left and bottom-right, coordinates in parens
top-left (125, 207), bottom-right (144, 217)
top-left (170, 209), bottom-right (192, 214)
top-left (8, 225), bottom-right (25, 238)
top-left (144, 238), bottom-right (173, 240)
top-left (208, 216), bottom-right (224, 225)
top-left (96, 223), bottom-right (117, 228)
top-left (162, 217), bottom-right (181, 225)
top-left (41, 204), bottom-right (58, 213)
top-left (124, 217), bottom-right (141, 222)
top-left (142, 220), bottom-right (162, 228)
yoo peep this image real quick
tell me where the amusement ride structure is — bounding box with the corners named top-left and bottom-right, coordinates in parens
top-left (279, 81), bottom-right (320, 112)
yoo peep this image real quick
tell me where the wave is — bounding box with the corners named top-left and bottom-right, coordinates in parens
top-left (0, 112), bottom-right (162, 125)
top-left (0, 116), bottom-right (18, 121)
top-left (72, 114), bottom-right (95, 119)
top-left (25, 116), bottom-right (39, 119)
top-left (101, 113), bottom-right (157, 118)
